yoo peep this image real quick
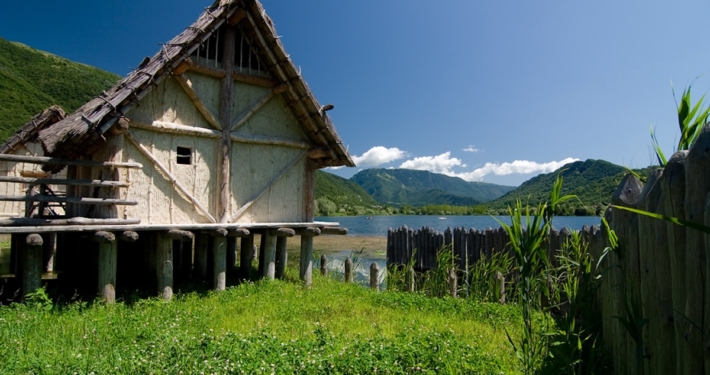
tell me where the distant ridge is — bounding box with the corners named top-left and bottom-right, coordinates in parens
top-left (0, 37), bottom-right (120, 142)
top-left (349, 168), bottom-right (515, 207)
top-left (487, 159), bottom-right (646, 214)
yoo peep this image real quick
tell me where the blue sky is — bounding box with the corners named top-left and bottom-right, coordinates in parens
top-left (2, 0), bottom-right (709, 186)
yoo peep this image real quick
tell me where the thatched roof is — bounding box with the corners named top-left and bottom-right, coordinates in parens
top-left (0, 105), bottom-right (65, 154)
top-left (36, 0), bottom-right (354, 169)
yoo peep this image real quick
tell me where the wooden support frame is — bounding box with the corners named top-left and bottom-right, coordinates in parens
top-left (261, 231), bottom-right (277, 280)
top-left (125, 130), bottom-right (217, 223)
top-left (156, 231), bottom-right (173, 301)
top-left (230, 150), bottom-right (307, 222)
top-left (229, 133), bottom-right (310, 149)
top-left (209, 228), bottom-right (228, 290)
top-left (173, 75), bottom-right (223, 132)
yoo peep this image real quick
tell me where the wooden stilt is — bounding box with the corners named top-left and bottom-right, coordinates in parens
top-left (156, 232), bottom-right (173, 301)
top-left (344, 258), bottom-right (353, 283)
top-left (262, 231), bottom-right (277, 280)
top-left (41, 233), bottom-right (55, 273)
top-left (194, 232), bottom-right (208, 279)
top-left (166, 230), bottom-right (193, 281)
top-left (299, 227), bottom-right (320, 286)
top-left (320, 254), bottom-right (327, 277)
top-left (370, 262), bottom-right (379, 291)
top-left (94, 231), bottom-right (117, 304)
top-left (211, 228), bottom-right (228, 291)
top-left (227, 236), bottom-right (237, 277)
top-left (240, 235), bottom-right (254, 279)
top-left (275, 228), bottom-right (294, 280)
top-left (22, 234), bottom-right (43, 298)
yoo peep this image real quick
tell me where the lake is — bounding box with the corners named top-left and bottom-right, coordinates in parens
top-left (315, 215), bottom-right (601, 237)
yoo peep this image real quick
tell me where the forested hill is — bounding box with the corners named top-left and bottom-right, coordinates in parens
top-left (0, 37), bottom-right (120, 141)
top-left (486, 159), bottom-right (644, 214)
top-left (349, 168), bottom-right (515, 206)
top-left (315, 171), bottom-right (382, 215)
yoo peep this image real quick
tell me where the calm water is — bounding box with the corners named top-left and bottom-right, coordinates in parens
top-left (315, 215), bottom-right (601, 237)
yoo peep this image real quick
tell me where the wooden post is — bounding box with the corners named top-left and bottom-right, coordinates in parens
top-left (166, 230), bottom-right (193, 281)
top-left (211, 228), bottom-right (228, 290)
top-left (194, 232), bottom-right (209, 279)
top-left (370, 262), bottom-right (379, 291)
top-left (496, 271), bottom-right (505, 304)
top-left (22, 233), bottom-right (43, 298)
top-left (661, 151), bottom-right (688, 375)
top-left (448, 267), bottom-right (457, 298)
top-left (320, 254), bottom-right (328, 277)
top-left (227, 236), bottom-right (237, 277)
top-left (406, 265), bottom-right (415, 292)
top-left (156, 232), bottom-right (173, 301)
top-left (93, 231), bottom-right (117, 304)
top-left (300, 227), bottom-right (320, 286)
top-left (261, 231), bottom-right (277, 280)
top-left (344, 258), bottom-right (353, 283)
top-left (240, 235), bottom-right (254, 279)
top-left (275, 228), bottom-right (295, 280)
top-left (41, 233), bottom-right (55, 273)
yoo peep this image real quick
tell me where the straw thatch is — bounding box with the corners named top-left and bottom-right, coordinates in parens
top-left (36, 0), bottom-right (353, 171)
top-left (0, 105), bottom-right (65, 154)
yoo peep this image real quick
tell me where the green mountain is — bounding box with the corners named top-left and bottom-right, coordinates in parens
top-left (315, 171), bottom-right (383, 215)
top-left (487, 159), bottom-right (645, 215)
top-left (0, 37), bottom-right (120, 141)
top-left (349, 168), bottom-right (515, 207)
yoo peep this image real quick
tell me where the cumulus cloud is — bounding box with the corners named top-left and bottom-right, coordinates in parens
top-left (454, 157), bottom-right (580, 182)
top-left (352, 146), bottom-right (407, 167)
top-left (399, 152), bottom-right (465, 174)
top-left (462, 145), bottom-right (480, 153)
top-left (397, 153), bottom-right (578, 182)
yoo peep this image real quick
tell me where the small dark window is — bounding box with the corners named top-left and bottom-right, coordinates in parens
top-left (177, 147), bottom-right (192, 165)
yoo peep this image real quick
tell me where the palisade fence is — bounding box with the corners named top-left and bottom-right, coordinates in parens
top-left (384, 124), bottom-right (710, 375)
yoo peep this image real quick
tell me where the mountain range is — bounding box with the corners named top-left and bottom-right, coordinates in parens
top-left (0, 36), bottom-right (644, 216)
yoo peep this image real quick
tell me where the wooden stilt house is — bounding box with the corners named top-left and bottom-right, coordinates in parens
top-left (0, 0), bottom-right (354, 302)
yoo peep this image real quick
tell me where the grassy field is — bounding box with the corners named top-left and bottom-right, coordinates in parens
top-left (0, 272), bottom-right (525, 374)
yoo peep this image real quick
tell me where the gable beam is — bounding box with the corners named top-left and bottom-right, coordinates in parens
top-left (185, 62), bottom-right (279, 88)
top-left (173, 75), bottom-right (222, 131)
top-left (243, 12), bottom-right (339, 163)
top-left (230, 83), bottom-right (288, 131)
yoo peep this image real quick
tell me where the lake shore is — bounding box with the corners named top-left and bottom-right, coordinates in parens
top-left (284, 234), bottom-right (387, 259)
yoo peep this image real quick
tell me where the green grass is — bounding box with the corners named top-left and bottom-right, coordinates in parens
top-left (0, 273), bottom-right (525, 374)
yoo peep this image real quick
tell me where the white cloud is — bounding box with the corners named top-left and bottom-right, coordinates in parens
top-left (462, 145), bottom-right (480, 153)
top-left (453, 157), bottom-right (580, 182)
top-left (399, 152), bottom-right (465, 173)
top-left (352, 146), bottom-right (407, 167)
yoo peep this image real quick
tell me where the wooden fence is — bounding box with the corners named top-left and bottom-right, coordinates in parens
top-left (601, 126), bottom-right (710, 375)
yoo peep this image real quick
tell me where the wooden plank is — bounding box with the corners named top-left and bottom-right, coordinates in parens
top-left (0, 153), bottom-right (141, 169)
top-left (125, 130), bottom-right (217, 223)
top-left (0, 221), bottom-right (343, 234)
top-left (660, 150), bottom-right (689, 375)
top-left (0, 195), bottom-right (137, 206)
top-left (0, 176), bottom-right (130, 188)
top-left (173, 75), bottom-right (223, 131)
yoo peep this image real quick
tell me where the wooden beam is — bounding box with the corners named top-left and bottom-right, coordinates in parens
top-left (232, 71), bottom-right (278, 88)
top-left (130, 120), bottom-right (221, 139)
top-left (187, 63), bottom-right (227, 79)
top-left (218, 25), bottom-right (237, 224)
top-left (320, 227), bottom-right (348, 235)
top-left (229, 133), bottom-right (310, 149)
top-left (173, 75), bottom-right (223, 131)
top-left (231, 84), bottom-right (288, 131)
top-left (229, 151), bottom-right (307, 222)
top-left (227, 8), bottom-right (246, 25)
top-left (0, 176), bottom-right (130, 188)
top-left (125, 130), bottom-right (217, 223)
top-left (172, 57), bottom-right (194, 76)
top-left (0, 153), bottom-right (141, 169)
top-left (0, 217), bottom-right (140, 226)
top-left (0, 195), bottom-right (137, 206)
